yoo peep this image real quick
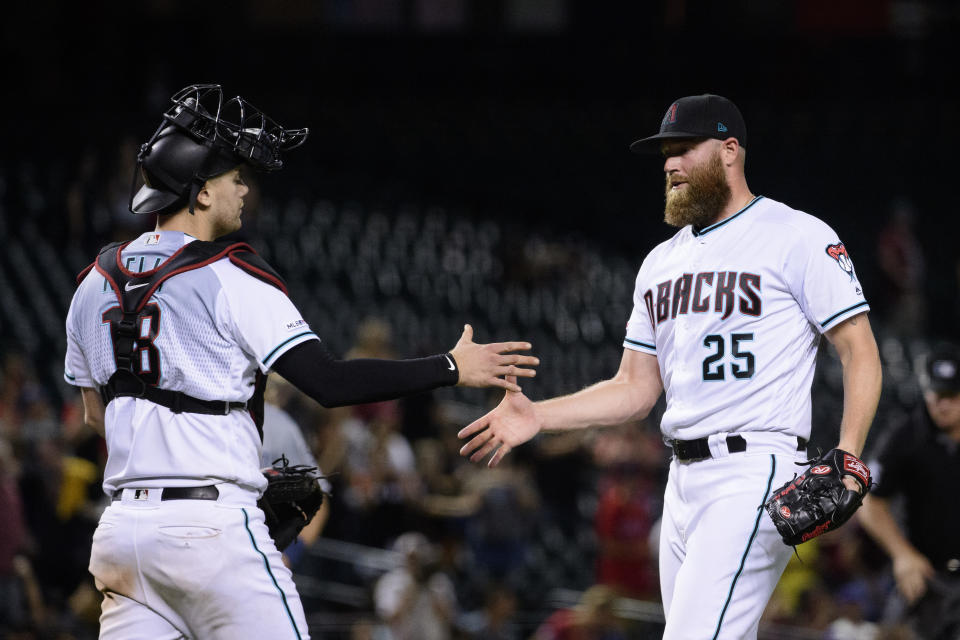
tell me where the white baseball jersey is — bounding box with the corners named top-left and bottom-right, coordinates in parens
top-left (623, 196), bottom-right (868, 441)
top-left (64, 231), bottom-right (320, 494)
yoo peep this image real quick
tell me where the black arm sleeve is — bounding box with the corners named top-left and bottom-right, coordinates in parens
top-left (271, 339), bottom-right (459, 408)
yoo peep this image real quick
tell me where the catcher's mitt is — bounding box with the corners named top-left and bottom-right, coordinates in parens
top-left (764, 448), bottom-right (871, 546)
top-left (257, 455), bottom-right (325, 551)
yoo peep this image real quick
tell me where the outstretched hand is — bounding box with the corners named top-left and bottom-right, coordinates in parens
top-left (458, 376), bottom-right (542, 467)
top-left (449, 324), bottom-right (538, 393)
top-left (893, 550), bottom-right (934, 604)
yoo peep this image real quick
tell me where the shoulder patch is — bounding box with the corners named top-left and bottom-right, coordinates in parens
top-left (825, 242), bottom-right (856, 281)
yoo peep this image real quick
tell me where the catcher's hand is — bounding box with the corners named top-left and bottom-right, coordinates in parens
top-left (449, 324), bottom-right (538, 393)
top-left (257, 455), bottom-right (325, 551)
top-left (764, 448), bottom-right (871, 546)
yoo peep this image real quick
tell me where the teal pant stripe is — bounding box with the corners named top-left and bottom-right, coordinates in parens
top-left (242, 508), bottom-right (302, 639)
top-left (712, 454), bottom-right (777, 639)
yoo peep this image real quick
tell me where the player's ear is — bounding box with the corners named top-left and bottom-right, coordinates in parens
top-left (720, 138), bottom-right (740, 166)
top-left (195, 183), bottom-right (213, 208)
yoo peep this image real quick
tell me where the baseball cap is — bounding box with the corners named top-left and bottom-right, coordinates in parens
top-left (630, 94), bottom-right (747, 154)
top-left (919, 344), bottom-right (960, 394)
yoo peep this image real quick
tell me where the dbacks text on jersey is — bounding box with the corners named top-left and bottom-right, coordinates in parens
top-left (644, 271), bottom-right (761, 327)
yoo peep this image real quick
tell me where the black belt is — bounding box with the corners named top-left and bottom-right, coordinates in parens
top-left (671, 435), bottom-right (807, 462)
top-left (112, 486), bottom-right (220, 501)
top-left (101, 373), bottom-right (246, 416)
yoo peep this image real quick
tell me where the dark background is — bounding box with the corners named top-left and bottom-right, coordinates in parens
top-left (3, 1), bottom-right (958, 329)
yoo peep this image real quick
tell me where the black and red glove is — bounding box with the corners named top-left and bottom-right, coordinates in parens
top-left (764, 448), bottom-right (871, 546)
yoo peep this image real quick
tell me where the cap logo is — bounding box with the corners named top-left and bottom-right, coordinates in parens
top-left (667, 102), bottom-right (679, 124)
top-left (717, 122), bottom-right (728, 133)
top-left (933, 360), bottom-right (957, 380)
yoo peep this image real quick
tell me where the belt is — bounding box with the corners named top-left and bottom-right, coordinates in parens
top-left (112, 486), bottom-right (220, 502)
top-left (671, 435), bottom-right (807, 462)
top-left (101, 374), bottom-right (247, 416)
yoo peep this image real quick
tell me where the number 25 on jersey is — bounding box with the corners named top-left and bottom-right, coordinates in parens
top-left (702, 332), bottom-right (755, 381)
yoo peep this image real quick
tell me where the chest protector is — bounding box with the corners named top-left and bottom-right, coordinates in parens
top-left (81, 239), bottom-right (287, 431)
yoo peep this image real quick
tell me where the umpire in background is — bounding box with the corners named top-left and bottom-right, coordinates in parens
top-left (859, 343), bottom-right (960, 639)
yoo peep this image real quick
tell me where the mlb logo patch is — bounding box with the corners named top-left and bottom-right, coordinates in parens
top-left (285, 319), bottom-right (307, 332)
top-left (145, 234), bottom-right (161, 245)
top-left (134, 489), bottom-right (150, 500)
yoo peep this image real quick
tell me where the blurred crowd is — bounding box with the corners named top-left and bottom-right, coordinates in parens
top-left (2, 316), bottom-right (958, 639)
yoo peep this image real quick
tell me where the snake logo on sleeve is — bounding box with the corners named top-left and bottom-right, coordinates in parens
top-left (825, 242), bottom-right (857, 281)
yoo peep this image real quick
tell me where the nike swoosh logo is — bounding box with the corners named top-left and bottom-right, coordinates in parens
top-left (444, 355), bottom-right (456, 371)
top-left (125, 281), bottom-right (150, 291)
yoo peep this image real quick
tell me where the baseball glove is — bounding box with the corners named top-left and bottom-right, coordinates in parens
top-left (764, 448), bottom-right (871, 546)
top-left (257, 455), bottom-right (325, 551)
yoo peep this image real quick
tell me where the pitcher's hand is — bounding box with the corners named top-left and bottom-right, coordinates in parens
top-left (458, 376), bottom-right (542, 467)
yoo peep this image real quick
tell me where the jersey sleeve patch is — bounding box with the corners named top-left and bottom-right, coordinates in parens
top-left (825, 242), bottom-right (857, 282)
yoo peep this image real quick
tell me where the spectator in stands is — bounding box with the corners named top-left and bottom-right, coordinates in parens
top-left (465, 462), bottom-right (539, 581)
top-left (458, 583), bottom-right (519, 640)
top-left (875, 199), bottom-right (926, 336)
top-left (590, 424), bottom-right (664, 599)
top-left (0, 352), bottom-right (32, 440)
top-left (859, 343), bottom-right (960, 639)
top-left (374, 531), bottom-right (457, 640)
top-left (593, 461), bottom-right (659, 600)
top-left (531, 584), bottom-right (627, 640)
top-left (341, 399), bottom-right (421, 545)
top-left (0, 436), bottom-right (27, 632)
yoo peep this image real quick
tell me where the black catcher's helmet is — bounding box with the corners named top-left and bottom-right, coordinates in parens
top-left (130, 84), bottom-right (308, 215)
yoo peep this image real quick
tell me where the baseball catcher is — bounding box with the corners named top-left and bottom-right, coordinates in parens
top-left (765, 448), bottom-right (872, 546)
top-left (258, 455), bottom-right (327, 551)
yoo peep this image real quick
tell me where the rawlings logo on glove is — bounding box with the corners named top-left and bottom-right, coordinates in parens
top-left (764, 448), bottom-right (871, 546)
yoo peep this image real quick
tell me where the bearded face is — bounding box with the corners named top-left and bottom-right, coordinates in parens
top-left (663, 149), bottom-right (732, 229)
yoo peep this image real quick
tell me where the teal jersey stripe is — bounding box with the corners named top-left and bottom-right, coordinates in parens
top-left (242, 508), bottom-right (302, 639)
top-left (694, 196), bottom-right (764, 237)
top-left (819, 301), bottom-right (869, 328)
top-left (263, 332), bottom-right (317, 368)
top-left (64, 371), bottom-right (76, 381)
top-left (624, 337), bottom-right (656, 351)
top-left (713, 454), bottom-right (777, 639)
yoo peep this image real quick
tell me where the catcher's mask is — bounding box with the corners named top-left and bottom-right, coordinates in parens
top-left (130, 84), bottom-right (308, 215)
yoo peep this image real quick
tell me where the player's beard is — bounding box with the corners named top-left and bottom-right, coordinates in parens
top-left (663, 151), bottom-right (732, 229)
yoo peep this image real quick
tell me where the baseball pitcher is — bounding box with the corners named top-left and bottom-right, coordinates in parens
top-left (459, 94), bottom-right (882, 639)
